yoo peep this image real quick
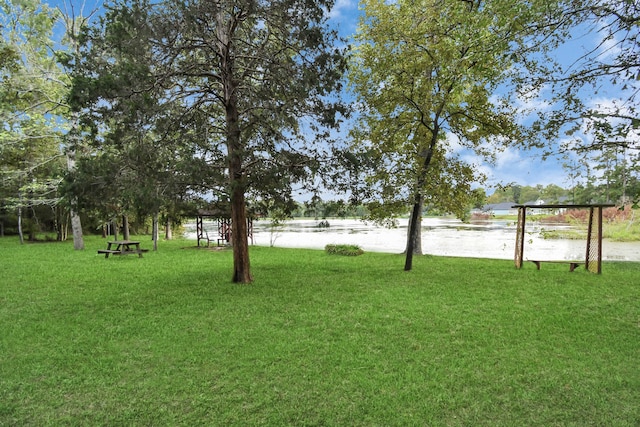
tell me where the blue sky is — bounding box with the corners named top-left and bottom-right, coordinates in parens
top-left (47, 0), bottom-right (633, 195)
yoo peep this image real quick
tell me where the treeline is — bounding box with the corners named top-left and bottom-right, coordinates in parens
top-left (486, 176), bottom-right (640, 206)
top-left (486, 184), bottom-right (569, 205)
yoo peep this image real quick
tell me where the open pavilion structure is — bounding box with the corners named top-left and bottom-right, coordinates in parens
top-left (195, 208), bottom-right (255, 247)
top-left (512, 203), bottom-right (615, 274)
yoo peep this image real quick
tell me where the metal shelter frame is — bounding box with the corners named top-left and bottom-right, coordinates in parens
top-left (196, 209), bottom-right (254, 247)
top-left (512, 203), bottom-right (614, 274)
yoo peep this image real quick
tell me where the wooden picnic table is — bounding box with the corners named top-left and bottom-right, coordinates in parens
top-left (98, 240), bottom-right (147, 258)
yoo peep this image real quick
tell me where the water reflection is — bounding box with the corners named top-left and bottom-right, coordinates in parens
top-left (186, 218), bottom-right (640, 262)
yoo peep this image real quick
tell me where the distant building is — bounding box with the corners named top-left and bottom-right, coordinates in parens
top-left (479, 202), bottom-right (519, 216)
top-left (522, 199), bottom-right (545, 206)
top-left (514, 199), bottom-right (569, 215)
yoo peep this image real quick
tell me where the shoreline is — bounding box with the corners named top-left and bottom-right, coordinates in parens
top-left (184, 218), bottom-right (640, 262)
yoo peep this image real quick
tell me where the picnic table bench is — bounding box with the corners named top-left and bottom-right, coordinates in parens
top-left (98, 240), bottom-right (148, 258)
top-left (528, 260), bottom-right (583, 272)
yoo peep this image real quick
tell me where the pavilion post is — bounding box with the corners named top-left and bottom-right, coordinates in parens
top-left (196, 215), bottom-right (204, 247)
top-left (514, 206), bottom-right (526, 269)
top-left (597, 206), bottom-right (604, 274)
top-left (585, 206), bottom-right (604, 274)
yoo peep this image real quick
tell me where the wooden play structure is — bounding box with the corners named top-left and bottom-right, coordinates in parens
top-left (512, 203), bottom-right (614, 274)
top-left (196, 208), bottom-right (254, 247)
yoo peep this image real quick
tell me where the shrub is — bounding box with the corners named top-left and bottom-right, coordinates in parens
top-left (470, 212), bottom-right (492, 221)
top-left (325, 244), bottom-right (364, 256)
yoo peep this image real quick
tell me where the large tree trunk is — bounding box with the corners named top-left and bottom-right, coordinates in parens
top-left (218, 7), bottom-right (252, 284)
top-left (227, 102), bottom-right (252, 283)
top-left (226, 98), bottom-right (252, 283)
top-left (230, 186), bottom-right (252, 283)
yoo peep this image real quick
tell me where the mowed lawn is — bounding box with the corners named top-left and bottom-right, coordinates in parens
top-left (1, 236), bottom-right (638, 426)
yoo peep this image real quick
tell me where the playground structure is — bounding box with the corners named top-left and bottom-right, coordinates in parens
top-left (512, 203), bottom-right (615, 274)
top-left (195, 208), bottom-right (254, 247)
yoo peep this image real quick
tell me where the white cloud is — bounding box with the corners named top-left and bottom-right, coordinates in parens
top-left (494, 147), bottom-right (526, 169)
top-left (514, 88), bottom-right (552, 115)
top-left (475, 145), bottom-right (574, 190)
top-left (327, 0), bottom-right (357, 20)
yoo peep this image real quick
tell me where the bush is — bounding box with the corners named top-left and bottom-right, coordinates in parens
top-left (324, 244), bottom-right (364, 256)
top-left (470, 212), bottom-right (492, 221)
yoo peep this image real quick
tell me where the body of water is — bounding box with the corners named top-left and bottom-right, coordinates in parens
top-left (186, 218), bottom-right (640, 262)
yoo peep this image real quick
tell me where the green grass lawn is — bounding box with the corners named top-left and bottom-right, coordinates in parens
top-left (1, 236), bottom-right (638, 426)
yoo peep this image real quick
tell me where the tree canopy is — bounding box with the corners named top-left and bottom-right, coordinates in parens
top-left (69, 0), bottom-right (347, 282)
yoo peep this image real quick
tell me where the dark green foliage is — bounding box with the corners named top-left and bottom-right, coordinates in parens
top-left (67, 0), bottom-right (348, 282)
top-left (325, 243), bottom-right (364, 256)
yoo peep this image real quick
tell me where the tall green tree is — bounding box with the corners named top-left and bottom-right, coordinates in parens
top-left (67, 1), bottom-right (213, 247)
top-left (349, 0), bottom-right (532, 270)
top-left (563, 145), bottom-right (639, 204)
top-left (79, 0), bottom-right (343, 283)
top-left (160, 0), bottom-right (346, 283)
top-left (0, 0), bottom-right (68, 243)
top-left (56, 2), bottom-right (100, 250)
top-left (71, 0), bottom-right (346, 282)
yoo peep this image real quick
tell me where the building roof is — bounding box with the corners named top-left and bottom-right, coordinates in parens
top-left (511, 203), bottom-right (615, 209)
top-left (483, 202), bottom-right (517, 211)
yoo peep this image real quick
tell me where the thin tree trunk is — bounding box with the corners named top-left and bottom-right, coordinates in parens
top-left (69, 207), bottom-right (84, 249)
top-left (17, 204), bottom-right (24, 245)
top-left (404, 128), bottom-right (438, 271)
top-left (153, 212), bottom-right (159, 251)
top-left (56, 208), bottom-right (69, 242)
top-left (62, 11), bottom-right (86, 250)
top-left (122, 215), bottom-right (130, 240)
top-left (404, 193), bottom-right (423, 271)
top-left (112, 220), bottom-right (119, 241)
top-left (164, 218), bottom-right (173, 240)
top-left (405, 197), bottom-right (423, 255)
top-left (67, 149), bottom-right (84, 249)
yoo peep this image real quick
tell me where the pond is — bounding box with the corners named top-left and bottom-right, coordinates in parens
top-left (186, 218), bottom-right (640, 262)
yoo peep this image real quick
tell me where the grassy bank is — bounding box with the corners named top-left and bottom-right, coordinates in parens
top-left (1, 236), bottom-right (639, 425)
